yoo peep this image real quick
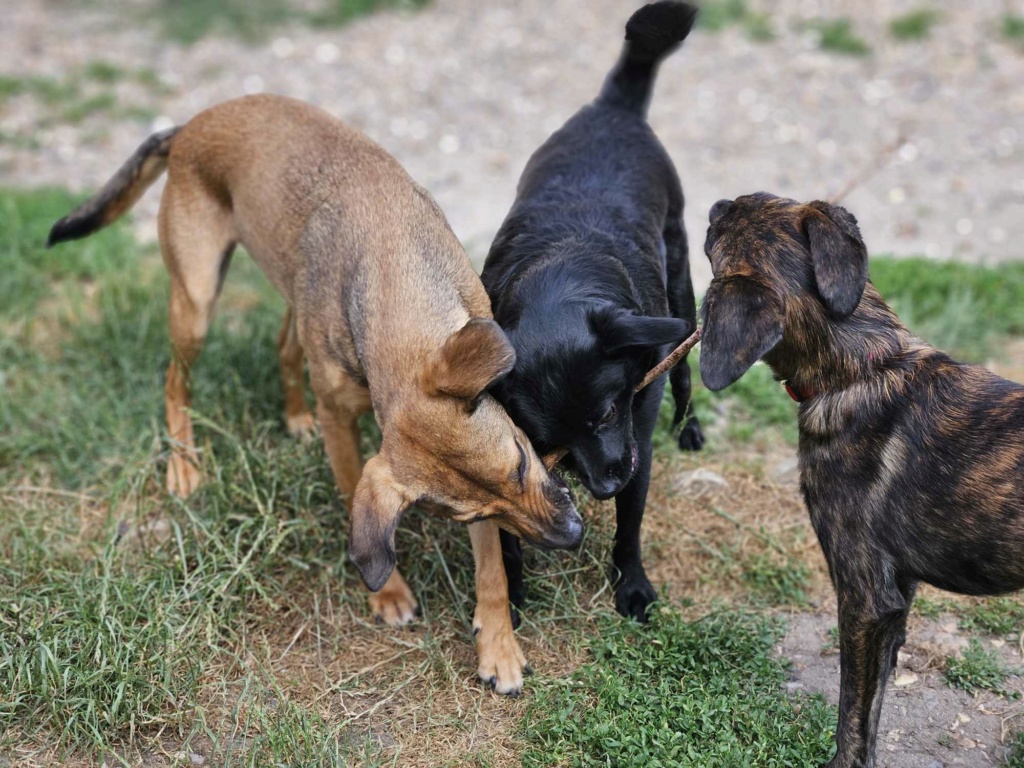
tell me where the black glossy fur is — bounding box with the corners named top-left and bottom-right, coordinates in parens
top-left (481, 1), bottom-right (704, 623)
top-left (701, 192), bottom-right (1024, 768)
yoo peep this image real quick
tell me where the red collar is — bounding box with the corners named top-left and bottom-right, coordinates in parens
top-left (784, 381), bottom-right (815, 403)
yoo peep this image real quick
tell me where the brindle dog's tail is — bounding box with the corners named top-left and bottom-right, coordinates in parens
top-left (46, 126), bottom-right (181, 247)
top-left (598, 1), bottom-right (698, 117)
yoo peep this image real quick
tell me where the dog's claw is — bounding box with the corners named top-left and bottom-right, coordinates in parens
top-left (676, 415), bottom-right (705, 452)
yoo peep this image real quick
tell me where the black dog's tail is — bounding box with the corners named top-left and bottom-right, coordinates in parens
top-left (598, 2), bottom-right (698, 117)
top-left (46, 126), bottom-right (180, 248)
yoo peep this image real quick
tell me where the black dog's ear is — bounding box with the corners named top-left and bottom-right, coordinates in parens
top-left (803, 201), bottom-right (868, 318)
top-left (348, 455), bottom-right (412, 592)
top-left (591, 307), bottom-right (691, 355)
top-left (423, 318), bottom-right (517, 400)
top-left (700, 276), bottom-right (784, 391)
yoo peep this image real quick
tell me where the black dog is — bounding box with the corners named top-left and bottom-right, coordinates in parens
top-left (700, 192), bottom-right (1024, 768)
top-left (481, 1), bottom-right (704, 622)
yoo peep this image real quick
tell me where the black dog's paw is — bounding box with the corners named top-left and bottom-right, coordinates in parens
top-left (614, 575), bottom-right (658, 623)
top-left (677, 415), bottom-right (704, 452)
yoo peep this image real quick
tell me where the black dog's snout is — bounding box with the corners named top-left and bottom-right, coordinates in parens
top-left (710, 199), bottom-right (733, 224)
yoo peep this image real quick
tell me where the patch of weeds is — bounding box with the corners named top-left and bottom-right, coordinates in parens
top-left (811, 18), bottom-right (871, 56)
top-left (61, 92), bottom-right (119, 124)
top-left (696, 0), bottom-right (747, 32)
top-left (1008, 730), bottom-right (1024, 767)
top-left (944, 639), bottom-right (1018, 697)
top-left (889, 9), bottom-right (940, 41)
top-left (957, 598), bottom-right (1024, 637)
top-left (83, 60), bottom-right (126, 84)
top-left (309, 0), bottom-right (430, 28)
top-left (521, 610), bottom-right (835, 767)
top-left (744, 12), bottom-right (775, 42)
top-left (822, 625), bottom-right (840, 654)
top-left (1003, 15), bottom-right (1024, 50)
top-left (0, 75), bottom-right (79, 107)
top-left (913, 596), bottom-right (949, 620)
top-left (742, 552), bottom-right (810, 607)
top-left (870, 257), bottom-right (1024, 361)
top-left (146, 0), bottom-right (430, 43)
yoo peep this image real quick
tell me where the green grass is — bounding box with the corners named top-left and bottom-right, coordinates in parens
top-left (741, 553), bottom-right (810, 607)
top-left (1008, 730), bottom-right (1024, 767)
top-left (889, 9), bottom-right (941, 41)
top-left (811, 18), bottom-right (871, 56)
top-left (695, 0), bottom-right (775, 42)
top-left (1004, 15), bottom-right (1024, 49)
top-left (520, 610), bottom-right (835, 767)
top-left (943, 640), bottom-right (1018, 697)
top-left (136, 0), bottom-right (429, 44)
top-left (957, 598), bottom-right (1024, 636)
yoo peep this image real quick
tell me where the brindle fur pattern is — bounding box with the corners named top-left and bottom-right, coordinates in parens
top-left (701, 192), bottom-right (1024, 768)
top-left (47, 94), bottom-right (584, 696)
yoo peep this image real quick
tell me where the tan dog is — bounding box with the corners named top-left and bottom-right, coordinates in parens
top-left (48, 94), bottom-right (583, 694)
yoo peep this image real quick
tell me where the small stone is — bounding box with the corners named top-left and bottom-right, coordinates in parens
top-left (673, 468), bottom-right (728, 496)
top-left (957, 712), bottom-right (972, 724)
top-left (894, 672), bottom-right (918, 687)
top-left (958, 738), bottom-right (976, 749)
top-left (991, 639), bottom-right (1005, 649)
top-left (190, 755), bottom-right (205, 766)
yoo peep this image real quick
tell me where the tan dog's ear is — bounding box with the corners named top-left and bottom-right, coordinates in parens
top-left (803, 201), bottom-right (869, 319)
top-left (700, 275), bottom-right (784, 391)
top-left (424, 318), bottom-right (516, 401)
top-left (348, 455), bottom-right (411, 592)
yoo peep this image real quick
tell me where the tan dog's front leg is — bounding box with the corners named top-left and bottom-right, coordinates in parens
top-left (317, 395), bottom-right (418, 626)
top-left (470, 520), bottom-right (528, 695)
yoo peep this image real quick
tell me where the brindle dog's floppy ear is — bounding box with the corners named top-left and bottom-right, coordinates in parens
top-left (348, 455), bottom-right (411, 592)
top-left (803, 201), bottom-right (868, 318)
top-left (700, 276), bottom-right (784, 391)
top-left (424, 318), bottom-right (516, 400)
top-left (591, 307), bottom-right (691, 354)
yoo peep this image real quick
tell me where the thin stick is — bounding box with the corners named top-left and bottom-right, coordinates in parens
top-left (829, 132), bottom-right (907, 205)
top-left (634, 327), bottom-right (702, 393)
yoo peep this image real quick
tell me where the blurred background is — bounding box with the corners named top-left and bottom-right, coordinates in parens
top-left (2, 0), bottom-right (1023, 292)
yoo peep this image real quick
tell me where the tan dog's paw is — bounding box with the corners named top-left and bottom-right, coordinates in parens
top-left (286, 411), bottom-right (318, 441)
top-left (474, 615), bottom-right (529, 696)
top-left (166, 453), bottom-right (202, 498)
top-left (367, 572), bottom-right (419, 626)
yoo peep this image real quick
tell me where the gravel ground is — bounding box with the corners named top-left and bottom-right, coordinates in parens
top-left (1, 0), bottom-right (1023, 295)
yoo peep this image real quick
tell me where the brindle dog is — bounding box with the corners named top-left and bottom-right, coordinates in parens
top-left (700, 192), bottom-right (1024, 768)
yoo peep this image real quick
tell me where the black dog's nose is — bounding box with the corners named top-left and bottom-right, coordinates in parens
top-left (710, 199), bottom-right (733, 224)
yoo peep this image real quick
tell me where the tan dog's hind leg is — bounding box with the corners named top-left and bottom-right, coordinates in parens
top-left (470, 520), bottom-right (528, 695)
top-left (316, 384), bottom-right (418, 626)
top-left (277, 308), bottom-right (316, 439)
top-left (159, 183), bottom-right (235, 497)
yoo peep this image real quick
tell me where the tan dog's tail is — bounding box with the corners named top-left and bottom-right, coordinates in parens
top-left (46, 126), bottom-right (180, 247)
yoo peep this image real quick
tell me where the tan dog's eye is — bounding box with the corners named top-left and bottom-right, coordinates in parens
top-left (515, 440), bottom-right (528, 487)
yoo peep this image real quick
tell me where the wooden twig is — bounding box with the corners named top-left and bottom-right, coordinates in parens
top-left (829, 132), bottom-right (907, 205)
top-left (634, 327), bottom-right (702, 393)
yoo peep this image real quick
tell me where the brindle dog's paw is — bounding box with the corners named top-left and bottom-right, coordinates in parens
top-left (676, 415), bottom-right (705, 452)
top-left (474, 620), bottom-right (530, 696)
top-left (614, 575), bottom-right (658, 623)
top-left (368, 580), bottom-right (419, 626)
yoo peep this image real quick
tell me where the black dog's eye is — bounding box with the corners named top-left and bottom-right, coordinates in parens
top-left (599, 404), bottom-right (617, 426)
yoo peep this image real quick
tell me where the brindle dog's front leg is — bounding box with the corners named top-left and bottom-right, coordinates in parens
top-left (828, 574), bottom-right (913, 768)
top-left (471, 520), bottom-right (529, 695)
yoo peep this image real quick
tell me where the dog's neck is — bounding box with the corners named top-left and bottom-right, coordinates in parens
top-left (763, 283), bottom-right (918, 399)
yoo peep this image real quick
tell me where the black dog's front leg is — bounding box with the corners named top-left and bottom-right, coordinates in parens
top-left (499, 529), bottom-right (525, 629)
top-left (663, 217), bottom-right (703, 451)
top-left (612, 385), bottom-right (661, 622)
top-left (828, 581), bottom-right (913, 768)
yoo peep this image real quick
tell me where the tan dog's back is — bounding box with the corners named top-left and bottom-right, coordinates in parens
top-left (166, 95), bottom-right (488, 406)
